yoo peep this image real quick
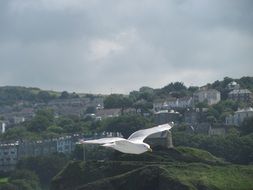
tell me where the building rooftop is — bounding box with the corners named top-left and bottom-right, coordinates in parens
top-left (229, 89), bottom-right (252, 94)
top-left (236, 107), bottom-right (253, 113)
top-left (229, 81), bottom-right (238, 86)
top-left (155, 110), bottom-right (179, 114)
top-left (96, 108), bottom-right (121, 117)
top-left (155, 110), bottom-right (168, 114)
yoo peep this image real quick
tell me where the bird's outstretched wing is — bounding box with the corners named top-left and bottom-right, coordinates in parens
top-left (128, 123), bottom-right (172, 143)
top-left (78, 137), bottom-right (125, 144)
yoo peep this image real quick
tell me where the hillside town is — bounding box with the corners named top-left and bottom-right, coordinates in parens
top-left (1, 81), bottom-right (252, 129)
top-left (0, 78), bottom-right (253, 172)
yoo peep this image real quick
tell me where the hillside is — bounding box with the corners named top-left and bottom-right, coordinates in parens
top-left (51, 147), bottom-right (253, 190)
top-left (0, 86), bottom-right (60, 105)
top-left (0, 86), bottom-right (86, 106)
top-left (1, 76), bottom-right (252, 105)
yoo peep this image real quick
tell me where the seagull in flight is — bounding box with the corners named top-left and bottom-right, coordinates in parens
top-left (78, 123), bottom-right (172, 154)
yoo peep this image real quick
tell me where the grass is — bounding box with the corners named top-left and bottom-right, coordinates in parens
top-left (161, 163), bottom-right (253, 190)
top-left (0, 177), bottom-right (8, 184)
top-left (52, 161), bottom-right (253, 190)
top-left (176, 146), bottom-right (225, 163)
top-left (51, 147), bottom-right (253, 190)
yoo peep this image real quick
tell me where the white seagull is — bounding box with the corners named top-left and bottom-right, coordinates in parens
top-left (78, 123), bottom-right (172, 154)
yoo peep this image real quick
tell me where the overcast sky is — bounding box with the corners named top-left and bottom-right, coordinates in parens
top-left (0, 0), bottom-right (252, 94)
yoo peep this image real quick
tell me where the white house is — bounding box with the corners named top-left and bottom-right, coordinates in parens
top-left (0, 142), bottom-right (19, 171)
top-left (227, 81), bottom-right (240, 90)
top-left (228, 89), bottom-right (252, 102)
top-left (226, 107), bottom-right (253, 126)
top-left (56, 136), bottom-right (74, 154)
top-left (153, 97), bottom-right (193, 111)
top-left (193, 89), bottom-right (221, 105)
top-left (0, 122), bottom-right (6, 133)
top-left (95, 108), bottom-right (121, 120)
top-left (13, 116), bottom-right (25, 124)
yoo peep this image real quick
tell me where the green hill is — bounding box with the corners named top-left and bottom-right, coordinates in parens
top-left (111, 146), bottom-right (225, 164)
top-left (51, 147), bottom-right (253, 190)
top-left (0, 86), bottom-right (60, 105)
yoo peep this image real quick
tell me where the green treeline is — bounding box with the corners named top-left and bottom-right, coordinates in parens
top-left (173, 127), bottom-right (253, 164)
top-left (1, 76), bottom-right (253, 106)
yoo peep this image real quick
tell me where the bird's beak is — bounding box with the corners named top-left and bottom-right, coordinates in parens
top-left (148, 147), bottom-right (152, 152)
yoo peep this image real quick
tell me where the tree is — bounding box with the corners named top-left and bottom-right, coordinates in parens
top-left (27, 109), bottom-right (54, 132)
top-left (102, 115), bottom-right (153, 138)
top-left (239, 134), bottom-right (253, 164)
top-left (0, 183), bottom-right (19, 190)
top-left (71, 92), bottom-right (79, 98)
top-left (0, 86), bottom-right (36, 105)
top-left (28, 115), bottom-right (51, 132)
top-left (188, 86), bottom-right (199, 94)
top-left (58, 117), bottom-right (74, 132)
top-left (46, 125), bottom-right (64, 134)
top-left (195, 102), bottom-right (208, 108)
top-left (104, 94), bottom-right (133, 110)
top-left (129, 90), bottom-right (140, 102)
top-left (57, 117), bottom-right (82, 133)
top-left (85, 106), bottom-right (96, 114)
top-left (120, 97), bottom-right (133, 112)
top-left (156, 82), bottom-right (188, 99)
top-left (211, 77), bottom-right (233, 99)
top-left (162, 82), bottom-right (187, 92)
top-left (17, 154), bottom-right (68, 186)
top-left (1, 126), bottom-right (40, 141)
top-left (139, 86), bottom-right (154, 93)
top-left (37, 91), bottom-right (52, 102)
top-left (36, 109), bottom-right (54, 123)
top-left (206, 116), bottom-right (217, 124)
top-left (133, 100), bottom-right (153, 114)
top-left (206, 107), bottom-right (219, 122)
top-left (240, 117), bottom-right (253, 135)
top-left (85, 94), bottom-right (95, 100)
top-left (104, 94), bottom-right (123, 108)
top-left (1, 169), bottom-right (42, 190)
top-left (237, 76), bottom-right (253, 91)
top-left (60, 91), bottom-right (70, 99)
top-left (172, 127), bottom-right (253, 164)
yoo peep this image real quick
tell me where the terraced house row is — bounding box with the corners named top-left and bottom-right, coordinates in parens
top-left (0, 135), bottom-right (80, 172)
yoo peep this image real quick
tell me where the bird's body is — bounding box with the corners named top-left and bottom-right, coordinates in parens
top-left (103, 140), bottom-right (151, 154)
top-left (78, 123), bottom-right (172, 154)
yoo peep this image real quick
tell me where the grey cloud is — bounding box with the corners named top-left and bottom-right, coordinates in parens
top-left (0, 8), bottom-right (91, 42)
top-left (0, 0), bottom-right (252, 94)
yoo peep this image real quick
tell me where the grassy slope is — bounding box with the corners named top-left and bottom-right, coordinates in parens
top-left (161, 163), bottom-right (253, 190)
top-left (75, 164), bottom-right (253, 190)
top-left (0, 177), bottom-right (8, 184)
top-left (51, 147), bottom-right (253, 190)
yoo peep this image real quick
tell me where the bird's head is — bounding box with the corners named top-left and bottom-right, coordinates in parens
top-left (143, 143), bottom-right (152, 152)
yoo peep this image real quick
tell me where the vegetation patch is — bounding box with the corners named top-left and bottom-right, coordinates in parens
top-left (0, 178), bottom-right (8, 184)
top-left (51, 147), bottom-right (253, 190)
